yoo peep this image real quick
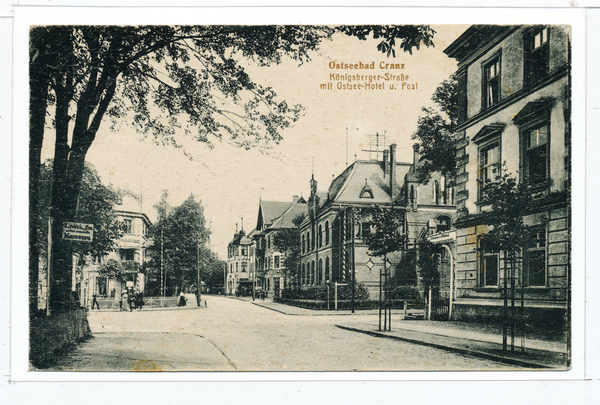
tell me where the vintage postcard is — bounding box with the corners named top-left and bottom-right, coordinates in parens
top-left (11, 6), bottom-right (586, 383)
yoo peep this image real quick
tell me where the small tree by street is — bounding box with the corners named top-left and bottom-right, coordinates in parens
top-left (476, 169), bottom-right (548, 351)
top-left (273, 213), bottom-right (306, 289)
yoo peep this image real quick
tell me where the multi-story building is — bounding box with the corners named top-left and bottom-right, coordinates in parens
top-left (444, 25), bottom-right (571, 323)
top-left (77, 189), bottom-right (152, 308)
top-left (225, 225), bottom-right (255, 295)
top-left (253, 197), bottom-right (308, 296)
top-left (299, 143), bottom-right (456, 300)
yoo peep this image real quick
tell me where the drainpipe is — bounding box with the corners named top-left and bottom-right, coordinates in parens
top-left (442, 244), bottom-right (454, 321)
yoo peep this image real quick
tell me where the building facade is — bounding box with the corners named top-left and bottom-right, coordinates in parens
top-left (444, 25), bottom-right (571, 323)
top-left (299, 143), bottom-right (456, 300)
top-left (253, 197), bottom-right (307, 297)
top-left (77, 190), bottom-right (153, 308)
top-left (225, 226), bottom-right (255, 295)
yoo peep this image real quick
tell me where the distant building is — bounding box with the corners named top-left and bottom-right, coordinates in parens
top-left (299, 143), bottom-right (456, 300)
top-left (77, 189), bottom-right (152, 308)
top-left (226, 225), bottom-right (255, 295)
top-left (253, 196), bottom-right (307, 296)
top-left (444, 25), bottom-right (571, 322)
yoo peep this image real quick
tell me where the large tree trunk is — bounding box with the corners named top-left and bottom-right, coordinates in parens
top-left (29, 33), bottom-right (50, 318)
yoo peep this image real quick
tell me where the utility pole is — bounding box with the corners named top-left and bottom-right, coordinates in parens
top-left (198, 244), bottom-right (202, 307)
top-left (46, 216), bottom-right (53, 316)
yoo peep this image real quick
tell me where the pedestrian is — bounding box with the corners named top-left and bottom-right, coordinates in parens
top-left (178, 290), bottom-right (186, 307)
top-left (121, 290), bottom-right (128, 311)
top-left (127, 289), bottom-right (133, 311)
top-left (136, 291), bottom-right (145, 311)
top-left (92, 294), bottom-right (99, 310)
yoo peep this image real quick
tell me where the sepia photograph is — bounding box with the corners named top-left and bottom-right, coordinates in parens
top-left (25, 21), bottom-right (574, 374)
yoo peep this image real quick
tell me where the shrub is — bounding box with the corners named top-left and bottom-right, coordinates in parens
top-left (387, 285), bottom-right (422, 303)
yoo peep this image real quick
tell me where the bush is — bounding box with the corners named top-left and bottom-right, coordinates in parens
top-left (387, 286), bottom-right (422, 303)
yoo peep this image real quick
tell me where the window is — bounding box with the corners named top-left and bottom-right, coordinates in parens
top-left (524, 228), bottom-right (547, 287)
top-left (267, 235), bottom-right (271, 249)
top-left (325, 222), bottom-right (329, 245)
top-left (436, 217), bottom-right (451, 233)
top-left (236, 262), bottom-right (239, 273)
top-left (311, 261), bottom-right (315, 285)
top-left (524, 123), bottom-right (549, 185)
top-left (274, 255), bottom-right (280, 269)
top-left (307, 232), bottom-right (311, 252)
top-left (302, 263), bottom-right (306, 285)
top-left (318, 259), bottom-right (323, 284)
top-left (479, 250), bottom-right (499, 287)
top-left (241, 247), bottom-right (248, 256)
top-left (478, 141), bottom-right (501, 200)
top-left (318, 224), bottom-right (323, 248)
top-left (483, 56), bottom-right (501, 108)
top-left (120, 249), bottom-right (135, 261)
top-left (325, 257), bottom-right (330, 282)
top-left (361, 222), bottom-right (371, 239)
top-left (302, 234), bottom-right (305, 254)
top-left (241, 262), bottom-right (247, 272)
top-left (525, 27), bottom-right (549, 85)
top-left (124, 218), bottom-right (133, 234)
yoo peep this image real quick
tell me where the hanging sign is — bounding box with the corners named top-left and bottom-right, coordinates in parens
top-left (62, 222), bottom-right (94, 242)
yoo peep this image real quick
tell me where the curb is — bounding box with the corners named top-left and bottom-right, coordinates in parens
top-left (335, 325), bottom-right (554, 369)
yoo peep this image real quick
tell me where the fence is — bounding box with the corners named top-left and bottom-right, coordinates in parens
top-left (93, 296), bottom-right (178, 310)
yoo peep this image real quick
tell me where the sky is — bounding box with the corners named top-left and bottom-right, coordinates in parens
top-left (40, 25), bottom-right (468, 258)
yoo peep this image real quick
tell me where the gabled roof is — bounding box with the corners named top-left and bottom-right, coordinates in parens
top-left (269, 199), bottom-right (308, 229)
top-left (329, 160), bottom-right (411, 205)
top-left (257, 200), bottom-right (293, 230)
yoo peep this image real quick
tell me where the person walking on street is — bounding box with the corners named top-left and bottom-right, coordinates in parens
top-left (136, 291), bottom-right (145, 311)
top-left (178, 290), bottom-right (186, 307)
top-left (92, 294), bottom-right (100, 310)
top-left (127, 289), bottom-right (133, 311)
top-left (121, 290), bottom-right (128, 311)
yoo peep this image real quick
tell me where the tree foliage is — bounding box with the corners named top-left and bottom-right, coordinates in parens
top-left (37, 160), bottom-right (124, 262)
top-left (416, 238), bottom-right (445, 295)
top-left (151, 194), bottom-right (211, 292)
top-left (30, 24), bottom-right (435, 312)
top-left (412, 74), bottom-right (458, 185)
top-left (273, 213), bottom-right (306, 285)
top-left (362, 206), bottom-right (406, 257)
top-left (97, 258), bottom-right (126, 282)
top-left (477, 170), bottom-right (542, 254)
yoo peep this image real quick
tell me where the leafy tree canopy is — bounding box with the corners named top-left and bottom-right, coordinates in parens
top-left (362, 206), bottom-right (406, 257)
top-left (151, 194), bottom-right (211, 290)
top-left (273, 213), bottom-right (306, 284)
top-left (412, 74), bottom-right (458, 185)
top-left (37, 160), bottom-right (124, 262)
top-left (477, 170), bottom-right (543, 254)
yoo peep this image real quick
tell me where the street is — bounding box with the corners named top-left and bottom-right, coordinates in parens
top-left (49, 295), bottom-right (518, 371)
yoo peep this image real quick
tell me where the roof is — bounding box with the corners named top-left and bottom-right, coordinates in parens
top-left (329, 160), bottom-right (411, 205)
top-left (269, 199), bottom-right (308, 229)
top-left (113, 209), bottom-right (152, 226)
top-left (229, 229), bottom-right (253, 246)
top-left (257, 200), bottom-right (293, 230)
top-left (444, 25), bottom-right (515, 64)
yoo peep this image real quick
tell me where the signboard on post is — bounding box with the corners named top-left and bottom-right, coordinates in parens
top-left (62, 222), bottom-right (94, 242)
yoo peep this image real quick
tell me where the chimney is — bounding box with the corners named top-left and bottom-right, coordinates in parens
top-left (383, 149), bottom-right (390, 178)
top-left (390, 143), bottom-right (398, 199)
top-left (412, 143), bottom-right (420, 172)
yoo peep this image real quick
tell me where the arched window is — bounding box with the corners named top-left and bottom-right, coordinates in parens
top-left (302, 263), bottom-right (306, 285)
top-left (434, 181), bottom-right (440, 205)
top-left (410, 185), bottom-right (416, 205)
top-left (307, 232), bottom-right (310, 252)
top-left (318, 259), bottom-right (323, 284)
top-left (311, 261), bottom-right (315, 285)
top-left (325, 257), bottom-right (330, 281)
top-left (301, 234), bottom-right (305, 254)
top-left (318, 224), bottom-right (323, 248)
top-left (325, 221), bottom-right (329, 245)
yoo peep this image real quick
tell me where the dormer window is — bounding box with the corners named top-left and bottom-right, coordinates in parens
top-left (360, 179), bottom-right (374, 199)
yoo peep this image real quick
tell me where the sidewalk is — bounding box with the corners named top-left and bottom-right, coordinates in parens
top-left (248, 298), bottom-right (569, 369)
